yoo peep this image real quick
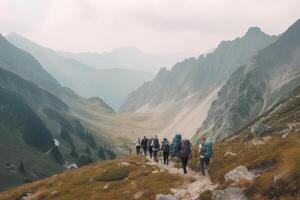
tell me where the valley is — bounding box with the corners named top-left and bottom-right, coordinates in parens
top-left (0, 4), bottom-right (299, 199)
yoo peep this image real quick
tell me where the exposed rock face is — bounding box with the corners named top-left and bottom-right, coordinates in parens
top-left (213, 187), bottom-right (247, 200)
top-left (120, 27), bottom-right (277, 138)
top-left (198, 19), bottom-right (300, 141)
top-left (156, 194), bottom-right (177, 200)
top-left (224, 166), bottom-right (256, 182)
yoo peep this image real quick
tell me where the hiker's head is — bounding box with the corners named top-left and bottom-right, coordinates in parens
top-left (200, 136), bottom-right (207, 143)
top-left (164, 138), bottom-right (167, 141)
top-left (144, 136), bottom-right (146, 139)
top-left (155, 135), bottom-right (158, 138)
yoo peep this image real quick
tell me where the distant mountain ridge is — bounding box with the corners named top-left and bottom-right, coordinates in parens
top-left (6, 33), bottom-right (154, 109)
top-left (120, 27), bottom-right (278, 138)
top-left (57, 46), bottom-right (191, 73)
top-left (196, 19), bottom-right (300, 142)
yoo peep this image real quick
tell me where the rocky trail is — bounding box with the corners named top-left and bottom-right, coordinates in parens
top-left (147, 157), bottom-right (216, 200)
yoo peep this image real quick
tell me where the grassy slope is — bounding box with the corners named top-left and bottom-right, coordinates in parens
top-left (0, 125), bottom-right (63, 192)
top-left (0, 156), bottom-right (183, 200)
top-left (203, 89), bottom-right (300, 199)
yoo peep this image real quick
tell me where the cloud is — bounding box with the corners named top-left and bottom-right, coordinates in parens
top-left (0, 0), bottom-right (299, 55)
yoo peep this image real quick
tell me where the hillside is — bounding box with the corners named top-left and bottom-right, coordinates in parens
top-left (197, 18), bottom-right (300, 142)
top-left (6, 33), bottom-right (154, 109)
top-left (0, 157), bottom-right (184, 200)
top-left (0, 35), bottom-right (125, 191)
top-left (0, 87), bottom-right (64, 191)
top-left (0, 34), bottom-right (59, 91)
top-left (120, 27), bottom-right (278, 138)
top-left (0, 67), bottom-right (68, 112)
top-left (204, 85), bottom-right (300, 199)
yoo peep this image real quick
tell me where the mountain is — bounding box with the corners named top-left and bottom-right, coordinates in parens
top-left (0, 67), bottom-right (68, 112)
top-left (57, 46), bottom-right (191, 73)
top-left (196, 19), bottom-right (300, 142)
top-left (0, 34), bottom-right (119, 191)
top-left (0, 86), bottom-right (64, 191)
top-left (0, 34), bottom-right (59, 91)
top-left (5, 33), bottom-right (154, 109)
top-left (120, 27), bottom-right (278, 138)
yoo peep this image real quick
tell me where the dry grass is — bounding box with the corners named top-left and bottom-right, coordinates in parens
top-left (208, 132), bottom-right (300, 199)
top-left (0, 156), bottom-right (183, 200)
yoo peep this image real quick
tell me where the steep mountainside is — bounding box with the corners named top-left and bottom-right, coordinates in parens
top-left (197, 19), bottom-right (300, 142)
top-left (0, 67), bottom-right (68, 112)
top-left (6, 34), bottom-right (153, 109)
top-left (120, 27), bottom-right (278, 138)
top-left (0, 35), bottom-right (121, 191)
top-left (0, 87), bottom-right (64, 191)
top-left (57, 47), bottom-right (190, 73)
top-left (0, 34), bottom-right (59, 91)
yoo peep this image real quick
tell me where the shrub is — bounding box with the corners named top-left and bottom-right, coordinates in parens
top-left (95, 166), bottom-right (130, 182)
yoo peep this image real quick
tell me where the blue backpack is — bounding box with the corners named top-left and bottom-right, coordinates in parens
top-left (203, 141), bottom-right (213, 158)
top-left (172, 133), bottom-right (182, 156)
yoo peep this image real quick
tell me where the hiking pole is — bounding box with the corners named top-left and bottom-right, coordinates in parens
top-left (194, 148), bottom-right (196, 175)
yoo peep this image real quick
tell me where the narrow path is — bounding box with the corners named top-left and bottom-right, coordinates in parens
top-left (147, 157), bottom-right (216, 200)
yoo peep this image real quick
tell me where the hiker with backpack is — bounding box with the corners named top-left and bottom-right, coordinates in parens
top-left (141, 136), bottom-right (148, 156)
top-left (172, 133), bottom-right (182, 158)
top-left (161, 138), bottom-right (170, 165)
top-left (199, 136), bottom-right (213, 176)
top-left (181, 139), bottom-right (192, 174)
top-left (148, 138), bottom-right (153, 158)
top-left (151, 135), bottom-right (160, 163)
top-left (135, 138), bottom-right (141, 155)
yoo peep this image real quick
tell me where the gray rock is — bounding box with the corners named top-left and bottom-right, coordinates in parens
top-left (213, 187), bottom-right (247, 200)
top-left (225, 166), bottom-right (256, 182)
top-left (156, 194), bottom-right (177, 200)
top-left (224, 152), bottom-right (237, 157)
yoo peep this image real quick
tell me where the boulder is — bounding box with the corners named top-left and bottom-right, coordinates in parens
top-left (156, 194), bottom-right (177, 200)
top-left (225, 166), bottom-right (255, 182)
top-left (213, 187), bottom-right (247, 200)
top-left (224, 152), bottom-right (237, 157)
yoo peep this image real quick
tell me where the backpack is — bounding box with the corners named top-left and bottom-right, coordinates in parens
top-left (153, 138), bottom-right (160, 150)
top-left (172, 133), bottom-right (182, 156)
top-left (162, 140), bottom-right (170, 153)
top-left (203, 141), bottom-right (213, 158)
top-left (181, 139), bottom-right (191, 158)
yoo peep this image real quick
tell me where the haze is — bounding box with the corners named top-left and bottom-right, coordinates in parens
top-left (0, 0), bottom-right (299, 57)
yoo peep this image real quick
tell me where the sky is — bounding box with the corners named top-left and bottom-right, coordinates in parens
top-left (0, 0), bottom-right (299, 55)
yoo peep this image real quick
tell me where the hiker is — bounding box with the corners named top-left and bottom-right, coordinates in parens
top-left (148, 138), bottom-right (153, 158)
top-left (181, 139), bottom-right (192, 174)
top-left (172, 133), bottom-right (182, 157)
top-left (161, 138), bottom-right (170, 165)
top-left (151, 135), bottom-right (160, 163)
top-left (135, 138), bottom-right (141, 155)
top-left (199, 136), bottom-right (213, 176)
top-left (141, 136), bottom-right (148, 156)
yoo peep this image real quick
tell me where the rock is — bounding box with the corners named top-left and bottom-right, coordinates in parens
top-left (103, 184), bottom-right (109, 189)
top-left (225, 166), bottom-right (256, 182)
top-left (156, 194), bottom-right (177, 200)
top-left (88, 178), bottom-right (94, 184)
top-left (120, 162), bottom-right (130, 166)
top-left (282, 133), bottom-right (289, 138)
top-left (213, 187), bottom-right (247, 200)
top-left (51, 191), bottom-right (58, 195)
top-left (224, 152), bottom-right (237, 157)
top-left (152, 170), bottom-right (159, 174)
top-left (251, 123), bottom-right (272, 136)
top-left (133, 191), bottom-right (144, 199)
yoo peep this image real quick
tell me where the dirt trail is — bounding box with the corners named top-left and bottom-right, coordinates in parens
top-left (147, 157), bottom-right (216, 200)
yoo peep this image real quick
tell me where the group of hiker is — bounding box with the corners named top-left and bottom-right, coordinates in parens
top-left (134, 133), bottom-right (213, 176)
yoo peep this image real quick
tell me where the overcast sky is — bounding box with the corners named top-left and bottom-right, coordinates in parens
top-left (0, 0), bottom-right (299, 55)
